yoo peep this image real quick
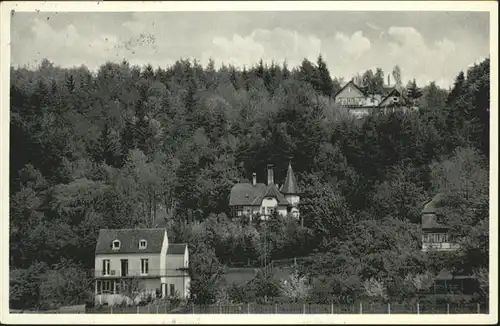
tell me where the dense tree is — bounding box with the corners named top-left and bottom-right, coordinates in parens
top-left (9, 56), bottom-right (490, 308)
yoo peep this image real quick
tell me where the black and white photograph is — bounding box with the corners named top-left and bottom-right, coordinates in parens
top-left (1, 1), bottom-right (497, 324)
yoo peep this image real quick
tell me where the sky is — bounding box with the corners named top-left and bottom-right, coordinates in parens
top-left (10, 10), bottom-right (490, 88)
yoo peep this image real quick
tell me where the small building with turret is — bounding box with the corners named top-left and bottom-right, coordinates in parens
top-left (229, 162), bottom-right (301, 221)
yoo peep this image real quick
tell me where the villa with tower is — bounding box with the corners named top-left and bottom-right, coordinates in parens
top-left (229, 162), bottom-right (301, 222)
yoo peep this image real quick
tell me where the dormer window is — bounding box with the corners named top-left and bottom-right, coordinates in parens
top-left (139, 239), bottom-right (147, 249)
top-left (112, 240), bottom-right (121, 250)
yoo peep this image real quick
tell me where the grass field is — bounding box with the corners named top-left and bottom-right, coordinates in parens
top-left (221, 266), bottom-right (296, 287)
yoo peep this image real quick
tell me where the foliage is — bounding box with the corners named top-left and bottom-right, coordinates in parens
top-left (9, 55), bottom-right (490, 308)
top-left (362, 278), bottom-right (387, 301)
top-left (279, 270), bottom-right (312, 302)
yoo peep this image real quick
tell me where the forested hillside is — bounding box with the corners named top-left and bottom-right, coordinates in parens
top-left (9, 56), bottom-right (490, 309)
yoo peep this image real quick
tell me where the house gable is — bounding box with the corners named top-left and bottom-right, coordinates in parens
top-left (252, 184), bottom-right (289, 206)
top-left (379, 88), bottom-right (409, 107)
top-left (333, 80), bottom-right (367, 107)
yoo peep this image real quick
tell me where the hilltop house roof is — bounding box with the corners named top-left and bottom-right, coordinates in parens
top-left (332, 79), bottom-right (366, 99)
top-left (281, 162), bottom-right (300, 194)
top-left (167, 243), bottom-right (188, 255)
top-left (95, 228), bottom-right (166, 255)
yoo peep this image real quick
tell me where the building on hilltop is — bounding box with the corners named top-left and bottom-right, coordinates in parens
top-left (93, 228), bottom-right (190, 306)
top-left (333, 75), bottom-right (415, 118)
top-left (229, 162), bottom-right (301, 222)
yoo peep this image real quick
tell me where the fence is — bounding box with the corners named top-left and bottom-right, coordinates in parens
top-left (85, 302), bottom-right (489, 314)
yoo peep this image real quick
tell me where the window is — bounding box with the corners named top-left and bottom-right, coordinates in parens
top-left (95, 280), bottom-right (101, 294)
top-left (141, 259), bottom-right (149, 275)
top-left (169, 284), bottom-right (175, 296)
top-left (139, 240), bottom-right (147, 249)
top-left (231, 206), bottom-right (243, 218)
top-left (261, 207), bottom-right (265, 215)
top-left (112, 240), bottom-right (121, 250)
top-left (102, 259), bottom-right (110, 276)
top-left (121, 259), bottom-right (128, 276)
top-left (268, 207), bottom-right (275, 215)
top-left (102, 280), bottom-right (112, 293)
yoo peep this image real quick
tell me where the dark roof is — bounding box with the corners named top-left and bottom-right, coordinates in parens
top-left (333, 79), bottom-right (367, 99)
top-left (435, 268), bottom-right (453, 280)
top-left (434, 269), bottom-right (472, 280)
top-left (378, 88), bottom-right (410, 107)
top-left (281, 162), bottom-right (300, 194)
top-left (229, 183), bottom-right (267, 206)
top-left (422, 193), bottom-right (448, 229)
top-left (95, 228), bottom-right (166, 255)
top-left (422, 193), bottom-right (446, 214)
top-left (382, 86), bottom-right (395, 95)
top-left (334, 80), bottom-right (401, 100)
top-left (422, 214), bottom-right (448, 229)
top-left (167, 243), bottom-right (187, 255)
top-left (229, 182), bottom-right (289, 207)
top-left (252, 183), bottom-right (289, 206)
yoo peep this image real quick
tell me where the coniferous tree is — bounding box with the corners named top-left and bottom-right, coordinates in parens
top-left (316, 54), bottom-right (335, 98)
top-left (406, 79), bottom-right (423, 106)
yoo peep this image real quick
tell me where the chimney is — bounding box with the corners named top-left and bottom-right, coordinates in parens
top-left (252, 173), bottom-right (257, 186)
top-left (267, 164), bottom-right (274, 185)
top-left (387, 74), bottom-right (391, 86)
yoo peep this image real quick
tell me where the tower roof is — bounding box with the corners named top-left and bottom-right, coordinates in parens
top-left (281, 162), bottom-right (300, 194)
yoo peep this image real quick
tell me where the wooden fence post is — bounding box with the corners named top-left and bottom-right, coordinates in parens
top-left (303, 303), bottom-right (306, 314)
top-left (247, 303), bottom-right (250, 314)
top-left (360, 302), bottom-right (362, 314)
top-left (156, 305), bottom-right (159, 314)
top-left (275, 303), bottom-right (278, 314)
top-left (331, 303), bottom-right (333, 314)
top-left (110, 306), bottom-right (113, 314)
top-left (219, 303), bottom-right (222, 314)
top-left (477, 303), bottom-right (480, 314)
top-left (137, 305), bottom-right (139, 314)
top-left (447, 304), bottom-right (449, 314)
top-left (192, 303), bottom-right (195, 314)
top-left (388, 303), bottom-right (391, 314)
top-left (417, 303), bottom-right (419, 315)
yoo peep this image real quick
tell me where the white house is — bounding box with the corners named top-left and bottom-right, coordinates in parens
top-left (93, 228), bottom-right (190, 306)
